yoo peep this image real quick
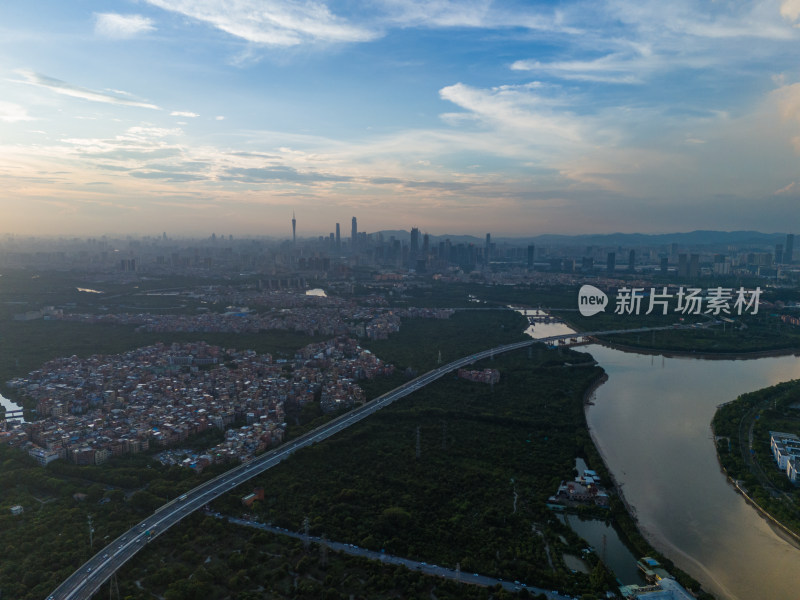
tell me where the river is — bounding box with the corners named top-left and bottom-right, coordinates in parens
top-left (523, 312), bottom-right (800, 600)
top-left (0, 392), bottom-right (23, 420)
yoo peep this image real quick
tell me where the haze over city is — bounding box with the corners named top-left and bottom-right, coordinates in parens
top-left (3, 0), bottom-right (800, 237)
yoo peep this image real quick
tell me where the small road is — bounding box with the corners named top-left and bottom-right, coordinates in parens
top-left (46, 322), bottom-right (693, 600)
top-left (210, 512), bottom-right (577, 600)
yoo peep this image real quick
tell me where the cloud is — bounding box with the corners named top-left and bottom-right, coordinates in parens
top-left (170, 111), bottom-right (199, 117)
top-left (94, 13), bottom-right (156, 38)
top-left (0, 101), bottom-right (34, 122)
top-left (782, 0), bottom-right (800, 23)
top-left (439, 82), bottom-right (584, 146)
top-left (775, 181), bottom-right (799, 195)
top-left (144, 0), bottom-right (378, 46)
top-left (220, 166), bottom-right (352, 183)
top-left (773, 82), bottom-right (800, 124)
top-left (15, 70), bottom-right (161, 110)
top-left (511, 54), bottom-right (644, 84)
top-left (375, 0), bottom-right (581, 33)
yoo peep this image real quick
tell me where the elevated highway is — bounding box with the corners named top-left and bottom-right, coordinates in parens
top-left (47, 322), bottom-right (692, 599)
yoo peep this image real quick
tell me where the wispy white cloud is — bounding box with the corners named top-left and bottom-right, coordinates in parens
top-left (375, 0), bottom-right (581, 33)
top-left (144, 0), bottom-right (378, 46)
top-left (94, 13), bottom-right (156, 39)
top-left (377, 0), bottom-right (491, 28)
top-left (439, 81), bottom-right (584, 146)
top-left (605, 0), bottom-right (797, 41)
top-left (511, 53), bottom-right (644, 84)
top-left (14, 70), bottom-right (161, 110)
top-left (170, 111), bottom-right (199, 117)
top-left (0, 101), bottom-right (34, 122)
top-left (510, 1), bottom-right (800, 91)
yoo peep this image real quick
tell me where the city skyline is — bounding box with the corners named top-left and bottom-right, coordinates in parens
top-left (3, 1), bottom-right (800, 237)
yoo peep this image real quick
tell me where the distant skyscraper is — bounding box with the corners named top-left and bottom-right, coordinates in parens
top-left (335, 223), bottom-right (341, 249)
top-left (422, 233), bottom-right (430, 255)
top-left (689, 253), bottom-right (700, 278)
top-left (628, 249), bottom-right (635, 272)
top-left (785, 233), bottom-right (794, 264)
top-left (527, 245), bottom-right (535, 269)
top-left (410, 227), bottom-right (420, 254)
top-left (660, 257), bottom-right (668, 274)
top-left (351, 217), bottom-right (358, 250)
top-left (485, 233), bottom-right (491, 262)
top-left (678, 253), bottom-right (688, 277)
top-left (606, 252), bottom-right (615, 273)
top-left (292, 212), bottom-right (296, 245)
top-left (776, 244), bottom-right (784, 265)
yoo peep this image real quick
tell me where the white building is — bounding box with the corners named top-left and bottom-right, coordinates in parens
top-left (770, 431), bottom-right (800, 483)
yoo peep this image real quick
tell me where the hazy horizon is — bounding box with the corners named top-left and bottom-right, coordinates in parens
top-left (3, 1), bottom-right (800, 236)
top-left (0, 228), bottom-right (792, 244)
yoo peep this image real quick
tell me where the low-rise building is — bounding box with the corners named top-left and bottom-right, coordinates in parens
top-left (770, 431), bottom-right (800, 483)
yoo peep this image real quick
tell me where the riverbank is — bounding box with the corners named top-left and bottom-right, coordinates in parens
top-left (557, 313), bottom-right (800, 360)
top-left (592, 339), bottom-right (800, 361)
top-left (583, 343), bottom-right (800, 600)
top-left (711, 383), bottom-right (800, 552)
top-left (712, 436), bottom-right (800, 551)
top-left (579, 369), bottom-right (713, 598)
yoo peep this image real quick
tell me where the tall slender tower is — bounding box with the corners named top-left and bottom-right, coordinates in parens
top-left (292, 211), bottom-right (297, 245)
top-left (335, 223), bottom-right (341, 249)
top-left (351, 217), bottom-right (358, 250)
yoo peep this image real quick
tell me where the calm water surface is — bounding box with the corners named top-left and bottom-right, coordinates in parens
top-left (585, 345), bottom-right (800, 600)
top-left (522, 312), bottom-right (800, 599)
top-left (0, 392), bottom-right (22, 413)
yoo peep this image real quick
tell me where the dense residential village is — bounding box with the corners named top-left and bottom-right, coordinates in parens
top-left (1, 337), bottom-right (394, 469)
top-left (54, 297), bottom-right (454, 340)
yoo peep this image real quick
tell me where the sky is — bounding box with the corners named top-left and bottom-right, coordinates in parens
top-left (2, 0), bottom-right (800, 238)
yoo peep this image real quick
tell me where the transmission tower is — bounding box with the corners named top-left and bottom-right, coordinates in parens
top-left (88, 514), bottom-right (94, 551)
top-left (320, 534), bottom-right (328, 567)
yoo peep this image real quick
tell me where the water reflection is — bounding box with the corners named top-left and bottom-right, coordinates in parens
top-left (518, 310), bottom-right (800, 599)
top-left (586, 345), bottom-right (800, 600)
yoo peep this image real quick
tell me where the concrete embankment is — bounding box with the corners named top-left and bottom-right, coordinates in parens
top-left (710, 422), bottom-right (800, 550)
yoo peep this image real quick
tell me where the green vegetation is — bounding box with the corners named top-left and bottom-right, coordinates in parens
top-left (205, 347), bottom-right (622, 598)
top-left (0, 271), bottom-right (718, 598)
top-left (713, 379), bottom-right (800, 535)
top-left (105, 512), bottom-right (528, 600)
top-left (0, 442), bottom-right (251, 599)
top-left (364, 309), bottom-right (528, 373)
